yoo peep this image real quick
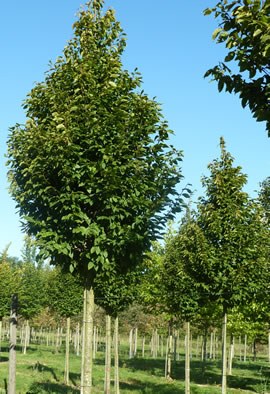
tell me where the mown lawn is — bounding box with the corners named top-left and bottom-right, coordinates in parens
top-left (0, 341), bottom-right (269, 393)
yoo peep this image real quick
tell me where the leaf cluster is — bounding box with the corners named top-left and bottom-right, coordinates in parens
top-left (205, 0), bottom-right (270, 135)
top-left (46, 268), bottom-right (83, 318)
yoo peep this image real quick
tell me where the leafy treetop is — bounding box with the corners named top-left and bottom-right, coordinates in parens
top-left (7, 0), bottom-right (183, 283)
top-left (196, 137), bottom-right (267, 310)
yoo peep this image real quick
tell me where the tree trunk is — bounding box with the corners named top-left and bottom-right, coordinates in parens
top-left (80, 286), bottom-right (94, 394)
top-left (93, 326), bottom-right (97, 359)
top-left (104, 314), bottom-right (111, 394)
top-left (196, 336), bottom-right (199, 359)
top-left (201, 329), bottom-right (207, 375)
top-left (185, 321), bottom-right (190, 394)
top-left (165, 333), bottom-right (173, 379)
top-left (190, 333), bottom-right (193, 360)
top-left (129, 328), bottom-right (133, 359)
top-left (210, 332), bottom-right (213, 359)
top-left (253, 339), bottom-right (257, 362)
top-left (64, 316), bottom-right (70, 385)
top-left (161, 335), bottom-right (164, 357)
top-left (8, 294), bottom-right (18, 394)
top-left (114, 316), bottom-right (120, 394)
top-left (221, 311), bottom-right (227, 394)
top-left (80, 289), bottom-right (86, 390)
top-left (228, 335), bottom-right (234, 376)
top-left (56, 326), bottom-right (61, 353)
top-left (203, 329), bottom-right (207, 361)
top-left (23, 319), bottom-right (30, 355)
top-left (152, 329), bottom-right (158, 358)
top-left (75, 322), bottom-right (80, 356)
top-left (239, 335), bottom-right (242, 361)
top-left (244, 334), bottom-right (247, 362)
top-left (213, 330), bottom-right (216, 360)
top-left (142, 335), bottom-right (145, 358)
top-left (173, 331), bottom-right (177, 362)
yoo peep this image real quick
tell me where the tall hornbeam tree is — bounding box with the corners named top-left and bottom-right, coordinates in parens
top-left (163, 215), bottom-right (203, 394)
top-left (190, 137), bottom-right (268, 394)
top-left (7, 1), bottom-right (183, 392)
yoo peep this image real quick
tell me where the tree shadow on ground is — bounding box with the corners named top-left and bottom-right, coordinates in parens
top-left (119, 378), bottom-right (184, 393)
top-left (27, 362), bottom-right (59, 382)
top-left (125, 357), bottom-right (270, 392)
top-left (26, 381), bottom-right (79, 394)
top-left (124, 358), bottom-right (166, 378)
top-left (0, 356), bottom-right (8, 363)
top-left (69, 372), bottom-right (81, 387)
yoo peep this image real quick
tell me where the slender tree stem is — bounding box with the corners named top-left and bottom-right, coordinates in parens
top-left (222, 311), bottom-right (227, 394)
top-left (64, 317), bottom-right (70, 385)
top-left (185, 321), bottom-right (190, 394)
top-left (114, 316), bottom-right (120, 394)
top-left (81, 286), bottom-right (94, 394)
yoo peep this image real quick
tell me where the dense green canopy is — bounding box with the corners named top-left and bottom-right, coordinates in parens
top-left (7, 0), bottom-right (183, 282)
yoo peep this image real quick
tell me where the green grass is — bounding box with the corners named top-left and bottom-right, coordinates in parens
top-left (0, 341), bottom-right (269, 393)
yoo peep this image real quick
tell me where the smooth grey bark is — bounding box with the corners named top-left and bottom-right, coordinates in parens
top-left (196, 336), bottom-right (200, 359)
top-left (142, 335), bottom-right (145, 358)
top-left (165, 334), bottom-right (172, 379)
top-left (212, 331), bottom-right (216, 361)
top-left (64, 317), bottom-right (70, 385)
top-left (8, 294), bottom-right (18, 394)
top-left (210, 332), bottom-right (214, 359)
top-left (114, 316), bottom-right (120, 394)
top-left (80, 286), bottom-right (94, 394)
top-left (173, 332), bottom-right (177, 362)
top-left (23, 319), bottom-right (30, 355)
top-left (151, 329), bottom-right (158, 358)
top-left (134, 327), bottom-right (138, 357)
top-left (129, 328), bottom-right (133, 359)
top-left (93, 326), bottom-right (97, 359)
top-left (228, 335), bottom-right (234, 376)
top-left (56, 326), bottom-right (61, 353)
top-left (253, 339), bottom-right (257, 361)
top-left (238, 335), bottom-right (242, 361)
top-left (185, 322), bottom-right (190, 394)
top-left (244, 334), bottom-right (247, 362)
top-left (221, 312), bottom-right (227, 394)
top-left (80, 289), bottom-right (86, 391)
top-left (75, 322), bottom-right (80, 356)
top-left (104, 314), bottom-right (111, 394)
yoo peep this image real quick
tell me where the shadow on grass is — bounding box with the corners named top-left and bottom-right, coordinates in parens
top-left (27, 362), bottom-right (59, 382)
top-left (124, 357), bottom-right (270, 392)
top-left (119, 378), bottom-right (184, 393)
top-left (26, 381), bottom-right (79, 394)
top-left (69, 372), bottom-right (81, 387)
top-left (124, 358), bottom-right (166, 378)
top-left (0, 356), bottom-right (8, 363)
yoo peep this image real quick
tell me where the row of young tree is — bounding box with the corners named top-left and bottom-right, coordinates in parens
top-left (2, 137), bottom-right (270, 393)
top-left (139, 138), bottom-right (270, 394)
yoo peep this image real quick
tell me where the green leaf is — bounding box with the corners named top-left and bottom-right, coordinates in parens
top-left (212, 28), bottom-right (222, 40)
top-left (253, 28), bottom-right (262, 37)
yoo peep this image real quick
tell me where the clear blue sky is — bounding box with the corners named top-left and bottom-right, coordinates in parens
top-left (1, 1), bottom-right (269, 258)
